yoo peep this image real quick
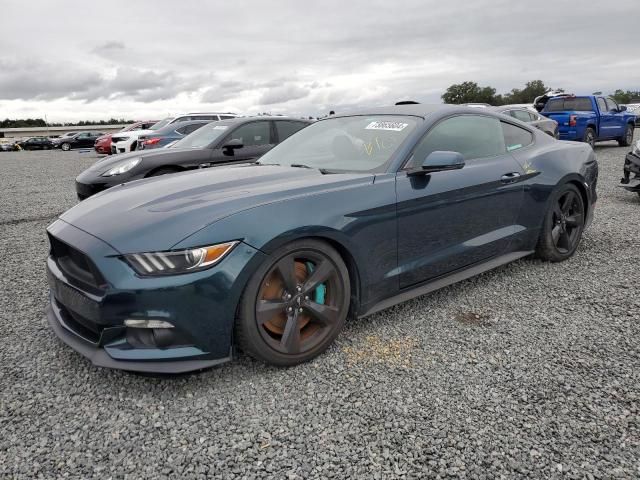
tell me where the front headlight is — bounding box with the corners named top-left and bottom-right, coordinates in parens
top-left (123, 241), bottom-right (238, 276)
top-left (102, 157), bottom-right (141, 176)
top-left (633, 140), bottom-right (640, 156)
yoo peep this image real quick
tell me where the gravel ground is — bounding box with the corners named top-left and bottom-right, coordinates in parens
top-left (0, 141), bottom-right (639, 479)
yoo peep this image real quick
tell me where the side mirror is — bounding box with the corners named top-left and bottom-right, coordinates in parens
top-left (222, 138), bottom-right (243, 155)
top-left (619, 105), bottom-right (627, 112)
top-left (407, 151), bottom-right (465, 176)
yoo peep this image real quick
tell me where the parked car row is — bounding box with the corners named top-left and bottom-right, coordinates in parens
top-left (109, 112), bottom-right (238, 154)
top-left (94, 120), bottom-right (159, 154)
top-left (75, 116), bottom-right (310, 199)
top-left (0, 131), bottom-right (105, 151)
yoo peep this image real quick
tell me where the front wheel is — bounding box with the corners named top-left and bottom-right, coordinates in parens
top-left (583, 127), bottom-right (596, 149)
top-left (61, 142), bottom-right (71, 151)
top-left (235, 239), bottom-right (350, 366)
top-left (618, 124), bottom-right (634, 147)
top-left (535, 184), bottom-right (585, 262)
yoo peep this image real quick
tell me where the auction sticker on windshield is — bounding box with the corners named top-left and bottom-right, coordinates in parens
top-left (365, 121), bottom-right (408, 131)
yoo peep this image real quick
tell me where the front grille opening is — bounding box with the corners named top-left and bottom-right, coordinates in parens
top-left (56, 299), bottom-right (102, 344)
top-left (48, 234), bottom-right (106, 291)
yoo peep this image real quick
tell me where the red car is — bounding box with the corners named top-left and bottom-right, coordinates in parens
top-left (94, 120), bottom-right (159, 154)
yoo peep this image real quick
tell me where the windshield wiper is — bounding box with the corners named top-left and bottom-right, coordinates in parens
top-left (290, 163), bottom-right (332, 174)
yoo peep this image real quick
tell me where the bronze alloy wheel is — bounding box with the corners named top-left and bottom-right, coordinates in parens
top-left (235, 239), bottom-right (350, 366)
top-left (256, 251), bottom-right (343, 355)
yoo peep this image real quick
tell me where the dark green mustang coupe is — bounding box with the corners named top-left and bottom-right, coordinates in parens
top-left (46, 104), bottom-right (598, 373)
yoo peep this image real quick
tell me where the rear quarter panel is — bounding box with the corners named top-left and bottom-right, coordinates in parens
top-left (508, 131), bottom-right (597, 250)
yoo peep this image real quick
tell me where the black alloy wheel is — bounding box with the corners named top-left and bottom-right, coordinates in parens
top-left (536, 184), bottom-right (585, 262)
top-left (235, 239), bottom-right (350, 366)
top-left (550, 190), bottom-right (584, 254)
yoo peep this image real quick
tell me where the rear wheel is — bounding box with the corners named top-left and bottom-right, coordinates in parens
top-left (618, 124), bottom-right (634, 147)
top-left (535, 184), bottom-right (585, 262)
top-left (583, 127), bottom-right (596, 148)
top-left (61, 142), bottom-right (71, 151)
top-left (235, 239), bottom-right (350, 366)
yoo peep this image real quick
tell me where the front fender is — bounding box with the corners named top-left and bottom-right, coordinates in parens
top-left (172, 176), bottom-right (399, 308)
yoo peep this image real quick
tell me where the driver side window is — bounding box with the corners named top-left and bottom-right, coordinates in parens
top-left (605, 98), bottom-right (619, 112)
top-left (227, 121), bottom-right (271, 147)
top-left (409, 115), bottom-right (505, 167)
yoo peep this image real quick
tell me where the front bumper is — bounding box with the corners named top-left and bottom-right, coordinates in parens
top-left (47, 300), bottom-right (230, 373)
top-left (620, 152), bottom-right (640, 191)
top-left (45, 219), bottom-right (265, 373)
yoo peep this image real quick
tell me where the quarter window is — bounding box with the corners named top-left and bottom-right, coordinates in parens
top-left (228, 121), bottom-right (271, 146)
top-left (501, 122), bottom-right (533, 151)
top-left (410, 115), bottom-right (506, 165)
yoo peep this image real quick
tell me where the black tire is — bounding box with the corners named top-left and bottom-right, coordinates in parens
top-left (535, 184), bottom-right (585, 262)
top-left (618, 124), bottom-right (634, 147)
top-left (61, 142), bottom-right (71, 151)
top-left (583, 127), bottom-right (596, 148)
top-left (235, 239), bottom-right (350, 366)
top-left (147, 167), bottom-right (181, 177)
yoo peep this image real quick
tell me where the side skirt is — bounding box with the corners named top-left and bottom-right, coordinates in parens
top-left (359, 250), bottom-right (533, 318)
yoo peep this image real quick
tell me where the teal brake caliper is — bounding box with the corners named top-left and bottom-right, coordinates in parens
top-left (306, 262), bottom-right (326, 304)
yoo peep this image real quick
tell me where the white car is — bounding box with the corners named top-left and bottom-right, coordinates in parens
top-left (110, 112), bottom-right (238, 154)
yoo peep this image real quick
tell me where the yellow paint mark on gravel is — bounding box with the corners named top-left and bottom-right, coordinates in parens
top-left (343, 335), bottom-right (416, 367)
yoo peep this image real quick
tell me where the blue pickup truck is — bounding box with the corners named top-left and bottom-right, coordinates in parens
top-left (541, 95), bottom-right (636, 147)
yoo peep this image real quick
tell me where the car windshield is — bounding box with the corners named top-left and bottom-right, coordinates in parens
top-left (172, 121), bottom-right (232, 149)
top-left (257, 115), bottom-right (419, 172)
top-left (149, 118), bottom-right (173, 130)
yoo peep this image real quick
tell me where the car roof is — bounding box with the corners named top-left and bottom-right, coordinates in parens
top-left (216, 116), bottom-right (313, 126)
top-left (329, 104), bottom-right (479, 119)
top-left (489, 105), bottom-right (532, 112)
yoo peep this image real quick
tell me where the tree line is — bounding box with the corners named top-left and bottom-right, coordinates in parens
top-left (0, 118), bottom-right (134, 128)
top-left (441, 80), bottom-right (640, 106)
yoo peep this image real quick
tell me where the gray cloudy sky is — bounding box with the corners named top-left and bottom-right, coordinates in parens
top-left (0, 0), bottom-right (638, 121)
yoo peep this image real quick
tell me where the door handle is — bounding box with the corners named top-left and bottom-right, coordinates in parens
top-left (500, 172), bottom-right (521, 183)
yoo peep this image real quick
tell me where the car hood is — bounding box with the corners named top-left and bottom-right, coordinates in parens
top-left (61, 164), bottom-right (374, 254)
top-left (82, 147), bottom-right (210, 174)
